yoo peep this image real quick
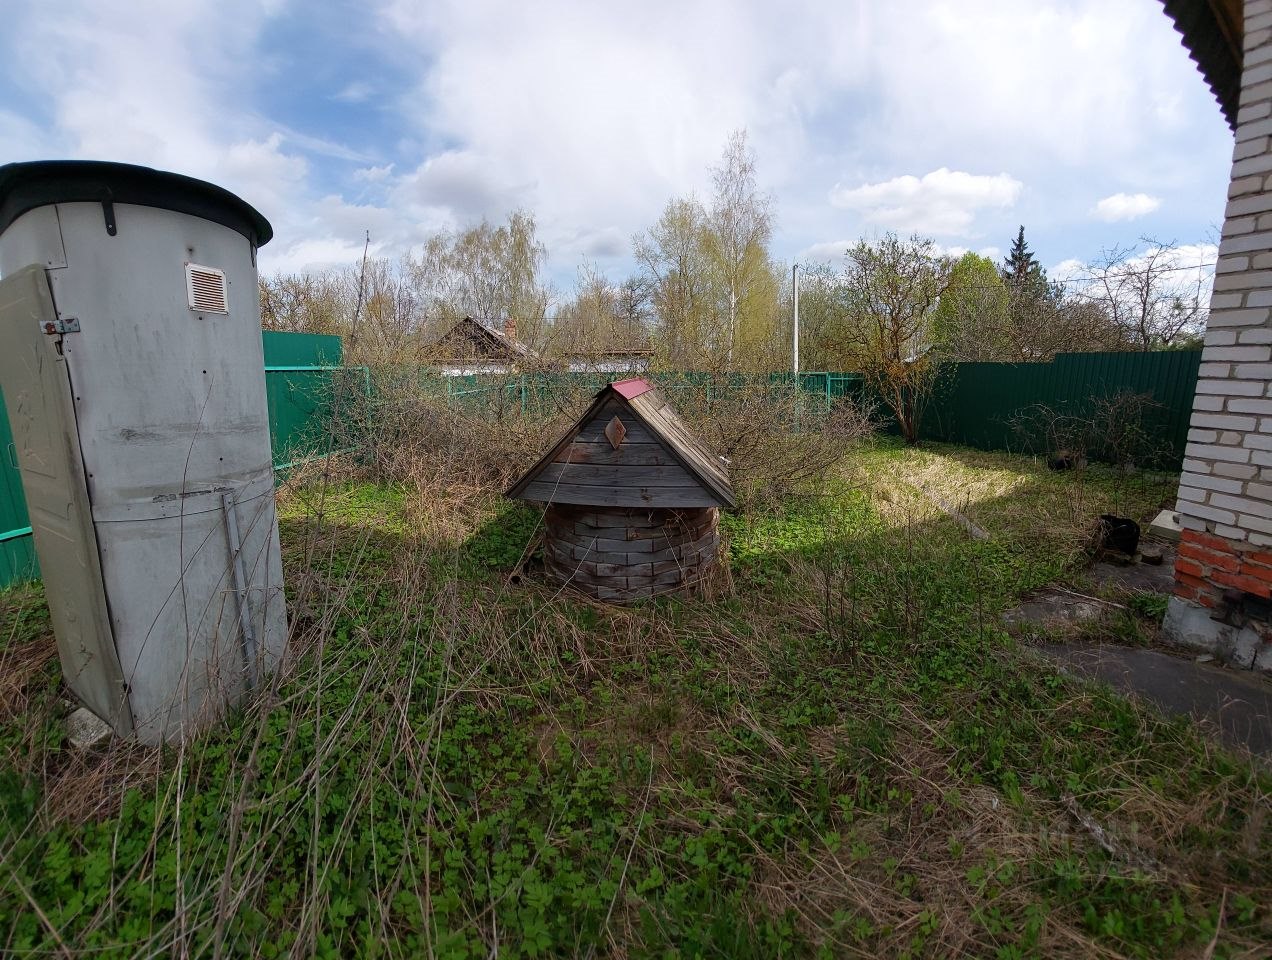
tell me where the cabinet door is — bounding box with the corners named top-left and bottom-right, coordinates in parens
top-left (0, 265), bottom-right (132, 733)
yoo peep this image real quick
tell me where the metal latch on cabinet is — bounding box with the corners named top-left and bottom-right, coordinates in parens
top-left (42, 315), bottom-right (80, 335)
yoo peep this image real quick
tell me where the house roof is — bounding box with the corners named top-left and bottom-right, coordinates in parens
top-left (1160, 0), bottom-right (1243, 129)
top-left (429, 315), bottom-right (537, 361)
top-left (506, 378), bottom-right (736, 508)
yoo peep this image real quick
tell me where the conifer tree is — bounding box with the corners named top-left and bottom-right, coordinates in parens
top-left (1001, 225), bottom-right (1047, 293)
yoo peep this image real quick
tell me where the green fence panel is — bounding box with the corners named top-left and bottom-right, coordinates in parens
top-left (263, 332), bottom-right (347, 468)
top-left (919, 350), bottom-right (1200, 465)
top-left (0, 389), bottom-right (37, 585)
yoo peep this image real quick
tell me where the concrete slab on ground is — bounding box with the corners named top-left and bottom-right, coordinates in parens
top-left (1037, 642), bottom-right (1272, 757)
top-left (1002, 592), bottom-right (1107, 631)
top-left (1090, 541), bottom-right (1176, 594)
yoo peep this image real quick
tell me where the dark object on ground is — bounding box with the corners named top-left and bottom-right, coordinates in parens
top-left (1048, 450), bottom-right (1087, 471)
top-left (1100, 514), bottom-right (1141, 556)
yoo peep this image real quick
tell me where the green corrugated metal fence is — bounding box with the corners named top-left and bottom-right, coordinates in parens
top-left (0, 342), bottom-right (1204, 588)
top-left (917, 350), bottom-right (1201, 465)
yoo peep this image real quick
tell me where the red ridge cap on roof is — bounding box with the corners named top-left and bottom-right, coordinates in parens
top-left (611, 378), bottom-right (653, 399)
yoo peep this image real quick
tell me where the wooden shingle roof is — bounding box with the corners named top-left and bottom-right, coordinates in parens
top-left (506, 378), bottom-right (736, 509)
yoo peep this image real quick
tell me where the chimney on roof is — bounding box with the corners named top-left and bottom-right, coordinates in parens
top-left (503, 317), bottom-right (517, 342)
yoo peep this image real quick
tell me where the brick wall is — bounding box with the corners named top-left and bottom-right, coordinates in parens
top-left (1174, 529), bottom-right (1272, 605)
top-left (1166, 0), bottom-right (1272, 669)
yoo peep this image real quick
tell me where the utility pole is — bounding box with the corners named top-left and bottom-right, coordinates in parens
top-left (792, 263), bottom-right (800, 375)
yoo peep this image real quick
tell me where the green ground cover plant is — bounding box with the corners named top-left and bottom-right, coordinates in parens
top-left (0, 440), bottom-right (1267, 958)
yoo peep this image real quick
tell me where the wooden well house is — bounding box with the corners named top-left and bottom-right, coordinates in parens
top-left (506, 378), bottom-right (735, 602)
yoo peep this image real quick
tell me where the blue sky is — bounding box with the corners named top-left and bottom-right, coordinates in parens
top-left (0, 0), bottom-right (1236, 295)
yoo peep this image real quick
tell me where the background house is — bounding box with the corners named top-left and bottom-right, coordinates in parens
top-left (427, 316), bottom-right (538, 376)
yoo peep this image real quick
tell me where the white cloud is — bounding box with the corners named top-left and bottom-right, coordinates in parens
top-left (0, 0), bottom-right (1232, 290)
top-left (395, 151), bottom-right (534, 223)
top-left (333, 81), bottom-right (373, 103)
top-left (829, 168), bottom-right (1022, 236)
top-left (1092, 192), bottom-right (1162, 222)
top-left (354, 164), bottom-right (395, 183)
top-left (1049, 258), bottom-right (1087, 284)
top-left (799, 240), bottom-right (852, 264)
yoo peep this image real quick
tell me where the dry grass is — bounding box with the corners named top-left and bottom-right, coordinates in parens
top-left (0, 422), bottom-right (1268, 957)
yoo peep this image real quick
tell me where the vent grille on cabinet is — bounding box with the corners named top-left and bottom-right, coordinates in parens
top-left (186, 263), bottom-right (228, 314)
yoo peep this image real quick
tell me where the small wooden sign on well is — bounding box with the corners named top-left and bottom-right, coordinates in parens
top-left (604, 415), bottom-right (626, 449)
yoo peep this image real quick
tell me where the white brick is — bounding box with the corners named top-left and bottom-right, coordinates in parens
top-left (1240, 328), bottom-right (1272, 344)
top-left (1192, 413), bottom-right (1258, 430)
top-left (1248, 481), bottom-right (1272, 501)
top-left (1215, 461), bottom-right (1259, 479)
top-left (1226, 190), bottom-right (1272, 214)
top-left (1255, 253), bottom-right (1272, 269)
top-left (1186, 442), bottom-right (1252, 463)
top-left (1247, 289), bottom-right (1272, 307)
top-left (1218, 255), bottom-right (1252, 272)
top-left (1195, 378), bottom-right (1265, 396)
top-left (1224, 215), bottom-right (1258, 236)
top-left (1211, 493), bottom-right (1272, 518)
top-left (1178, 486), bottom-right (1206, 503)
top-left (1214, 273), bottom-right (1272, 293)
top-left (1194, 394), bottom-right (1226, 412)
top-left (1234, 154), bottom-right (1272, 182)
top-left (1234, 137), bottom-right (1268, 161)
top-left (1222, 430), bottom-right (1244, 444)
top-left (1178, 500), bottom-right (1238, 525)
top-left (1249, 532), bottom-right (1272, 547)
top-left (1179, 513), bottom-right (1208, 532)
top-left (1253, 450), bottom-right (1272, 467)
top-left (1240, 65), bottom-right (1272, 95)
top-left (1205, 329), bottom-right (1239, 346)
top-left (1246, 433), bottom-right (1272, 451)
top-left (1206, 345), bottom-right (1272, 362)
top-left (1183, 458), bottom-right (1213, 474)
top-left (1239, 512), bottom-right (1272, 534)
top-left (1243, 72), bottom-right (1272, 98)
top-left (1208, 297), bottom-right (1245, 315)
top-left (1228, 397), bottom-right (1272, 415)
top-left (1219, 231), bottom-right (1272, 255)
top-left (1232, 174), bottom-right (1265, 199)
top-left (1262, 418), bottom-right (1272, 432)
top-left (1246, 40), bottom-right (1272, 67)
top-left (1188, 428), bottom-right (1219, 444)
top-left (1216, 524), bottom-right (1249, 541)
top-left (1180, 471), bottom-right (1243, 494)
top-left (1239, 101), bottom-right (1272, 124)
top-left (1207, 306), bottom-right (1272, 325)
top-left (1237, 362), bottom-right (1272, 378)
top-left (1198, 362), bottom-right (1232, 377)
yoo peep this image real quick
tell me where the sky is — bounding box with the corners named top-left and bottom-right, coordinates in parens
top-left (0, 0), bottom-right (1236, 298)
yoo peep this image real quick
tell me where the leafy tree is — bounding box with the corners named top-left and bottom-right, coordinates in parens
top-left (405, 211), bottom-right (552, 349)
top-left (550, 262), bottom-right (651, 364)
top-left (634, 196), bottom-right (715, 367)
top-left (930, 252), bottom-right (1010, 361)
top-left (703, 130), bottom-right (780, 366)
top-left (839, 233), bottom-right (954, 443)
top-left (634, 130), bottom-right (782, 371)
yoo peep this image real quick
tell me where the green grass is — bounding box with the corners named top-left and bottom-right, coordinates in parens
top-left (0, 442), bottom-right (1268, 958)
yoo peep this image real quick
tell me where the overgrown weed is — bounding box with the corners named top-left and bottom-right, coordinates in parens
top-left (0, 438), bottom-right (1268, 958)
